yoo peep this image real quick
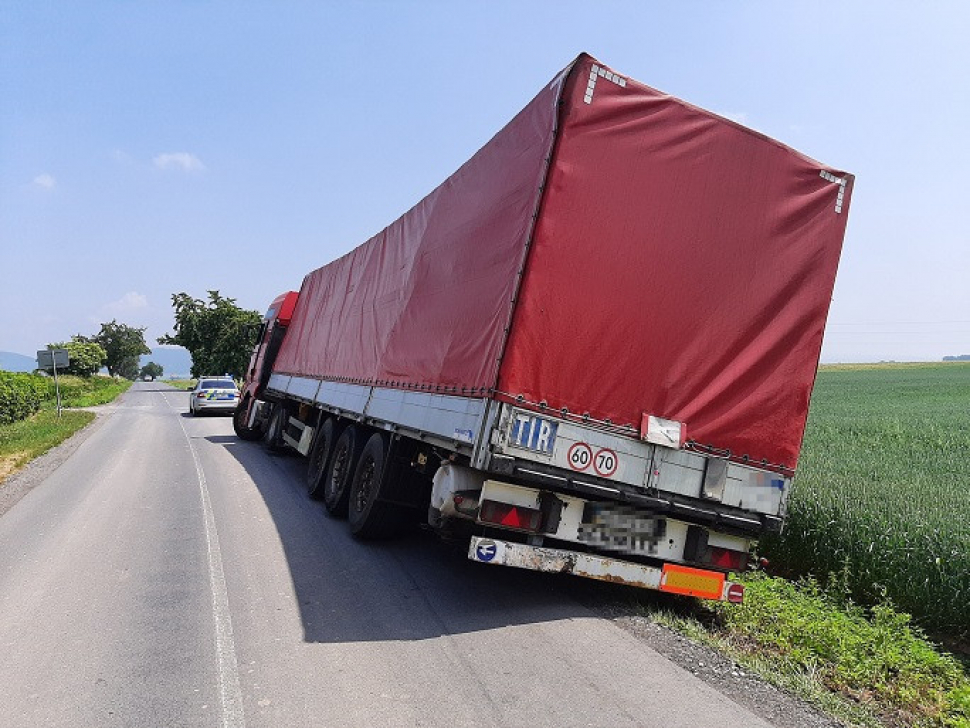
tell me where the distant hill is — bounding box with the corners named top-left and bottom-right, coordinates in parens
top-left (1, 348), bottom-right (194, 378)
top-left (140, 347), bottom-right (193, 379)
top-left (0, 351), bottom-right (37, 372)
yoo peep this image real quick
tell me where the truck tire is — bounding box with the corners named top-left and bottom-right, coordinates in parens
top-left (306, 417), bottom-right (335, 500)
top-left (322, 425), bottom-right (364, 517)
top-left (348, 432), bottom-right (400, 539)
top-left (263, 405), bottom-right (288, 454)
top-left (233, 398), bottom-right (262, 441)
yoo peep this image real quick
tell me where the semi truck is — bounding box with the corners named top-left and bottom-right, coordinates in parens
top-left (234, 53), bottom-right (853, 603)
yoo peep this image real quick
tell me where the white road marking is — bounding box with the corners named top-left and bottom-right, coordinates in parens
top-left (164, 392), bottom-right (247, 728)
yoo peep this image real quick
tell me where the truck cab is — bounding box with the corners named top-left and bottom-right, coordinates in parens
top-left (234, 291), bottom-right (298, 439)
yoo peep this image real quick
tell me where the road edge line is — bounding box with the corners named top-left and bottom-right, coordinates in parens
top-left (168, 392), bottom-right (247, 728)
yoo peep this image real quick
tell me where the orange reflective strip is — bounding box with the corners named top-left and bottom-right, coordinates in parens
top-left (659, 563), bottom-right (725, 600)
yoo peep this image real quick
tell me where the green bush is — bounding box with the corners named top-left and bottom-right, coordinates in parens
top-left (0, 371), bottom-right (51, 424)
top-left (47, 338), bottom-right (107, 377)
top-left (55, 375), bottom-right (130, 407)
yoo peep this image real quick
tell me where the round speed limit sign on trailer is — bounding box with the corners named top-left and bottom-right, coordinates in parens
top-left (567, 442), bottom-right (593, 471)
top-left (593, 448), bottom-right (618, 477)
top-left (565, 441), bottom-right (620, 478)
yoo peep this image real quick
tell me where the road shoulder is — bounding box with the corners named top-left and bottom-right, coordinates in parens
top-left (0, 405), bottom-right (114, 519)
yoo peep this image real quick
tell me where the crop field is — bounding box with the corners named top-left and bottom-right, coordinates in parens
top-left (762, 362), bottom-right (970, 638)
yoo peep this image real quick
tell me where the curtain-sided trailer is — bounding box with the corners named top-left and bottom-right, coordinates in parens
top-left (234, 53), bottom-right (852, 603)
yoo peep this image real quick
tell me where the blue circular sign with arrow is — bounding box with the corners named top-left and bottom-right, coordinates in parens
top-left (475, 539), bottom-right (497, 562)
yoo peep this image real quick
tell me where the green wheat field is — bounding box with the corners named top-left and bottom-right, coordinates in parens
top-left (762, 362), bottom-right (970, 638)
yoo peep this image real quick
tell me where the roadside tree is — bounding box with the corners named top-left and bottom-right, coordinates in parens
top-left (94, 320), bottom-right (151, 379)
top-left (139, 362), bottom-right (164, 380)
top-left (47, 337), bottom-right (107, 377)
top-left (158, 291), bottom-right (259, 378)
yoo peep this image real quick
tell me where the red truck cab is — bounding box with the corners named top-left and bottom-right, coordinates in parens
top-left (234, 291), bottom-right (298, 439)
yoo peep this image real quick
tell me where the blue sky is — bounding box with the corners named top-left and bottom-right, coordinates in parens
top-left (2, 2), bottom-right (968, 362)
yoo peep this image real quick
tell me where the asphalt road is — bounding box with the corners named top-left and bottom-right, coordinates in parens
top-left (0, 382), bottom-right (779, 728)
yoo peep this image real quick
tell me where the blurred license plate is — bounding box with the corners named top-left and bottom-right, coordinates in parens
top-left (211, 393), bottom-right (234, 400)
top-left (578, 503), bottom-right (665, 556)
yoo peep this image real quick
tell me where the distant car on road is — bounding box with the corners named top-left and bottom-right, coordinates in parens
top-left (189, 378), bottom-right (239, 416)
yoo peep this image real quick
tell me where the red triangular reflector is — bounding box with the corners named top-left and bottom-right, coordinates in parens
top-left (500, 507), bottom-right (522, 528)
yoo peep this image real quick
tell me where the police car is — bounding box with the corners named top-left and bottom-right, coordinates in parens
top-left (188, 377), bottom-right (239, 416)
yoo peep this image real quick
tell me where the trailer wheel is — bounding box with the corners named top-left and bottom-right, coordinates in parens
top-left (233, 398), bottom-right (262, 441)
top-left (306, 417), bottom-right (335, 500)
top-left (263, 405), bottom-right (287, 454)
top-left (322, 425), bottom-right (363, 517)
top-left (348, 432), bottom-right (399, 539)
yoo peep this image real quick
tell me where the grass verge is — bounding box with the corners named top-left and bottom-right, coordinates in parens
top-left (55, 375), bottom-right (132, 407)
top-left (161, 379), bottom-right (196, 390)
top-left (0, 375), bottom-right (131, 485)
top-left (0, 408), bottom-right (95, 485)
top-left (644, 573), bottom-right (969, 728)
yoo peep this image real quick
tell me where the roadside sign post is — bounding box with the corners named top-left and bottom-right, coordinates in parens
top-left (36, 349), bottom-right (70, 418)
top-left (53, 356), bottom-right (62, 417)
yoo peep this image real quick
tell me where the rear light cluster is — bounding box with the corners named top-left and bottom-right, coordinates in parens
top-left (708, 546), bottom-right (748, 571)
top-left (478, 500), bottom-right (542, 532)
top-left (684, 525), bottom-right (749, 572)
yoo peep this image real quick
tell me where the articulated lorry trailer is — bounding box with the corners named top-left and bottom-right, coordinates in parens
top-left (234, 53), bottom-right (853, 603)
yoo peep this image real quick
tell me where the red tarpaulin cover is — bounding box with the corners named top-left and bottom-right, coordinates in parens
top-left (271, 73), bottom-right (562, 392)
top-left (273, 53), bottom-right (852, 472)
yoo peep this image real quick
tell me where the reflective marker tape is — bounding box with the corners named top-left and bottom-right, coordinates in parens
top-left (584, 62), bottom-right (628, 104)
top-left (819, 169), bottom-right (848, 213)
